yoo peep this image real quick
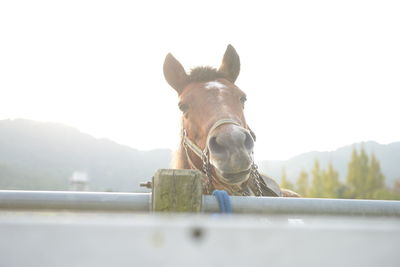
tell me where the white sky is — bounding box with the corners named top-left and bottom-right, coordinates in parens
top-left (1, 0), bottom-right (399, 160)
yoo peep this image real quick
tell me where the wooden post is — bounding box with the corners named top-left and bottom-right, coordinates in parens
top-left (152, 169), bottom-right (203, 212)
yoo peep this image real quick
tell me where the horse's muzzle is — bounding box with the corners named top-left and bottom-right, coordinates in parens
top-left (208, 124), bottom-right (254, 184)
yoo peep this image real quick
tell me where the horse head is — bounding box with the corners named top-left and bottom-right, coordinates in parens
top-left (163, 45), bottom-right (285, 196)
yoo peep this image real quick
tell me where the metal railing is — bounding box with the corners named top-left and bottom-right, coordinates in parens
top-left (1, 190), bottom-right (399, 217)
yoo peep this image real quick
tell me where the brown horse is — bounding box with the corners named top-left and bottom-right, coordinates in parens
top-left (163, 45), bottom-right (299, 197)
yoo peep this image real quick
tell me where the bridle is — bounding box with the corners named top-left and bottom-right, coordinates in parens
top-left (182, 118), bottom-right (279, 196)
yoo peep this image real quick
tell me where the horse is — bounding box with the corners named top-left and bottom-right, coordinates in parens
top-left (163, 45), bottom-right (299, 197)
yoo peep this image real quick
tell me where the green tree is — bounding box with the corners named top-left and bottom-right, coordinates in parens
top-left (309, 160), bottom-right (324, 198)
top-left (323, 163), bottom-right (341, 198)
top-left (367, 154), bottom-right (385, 198)
top-left (295, 169), bottom-right (309, 197)
top-left (280, 167), bottom-right (294, 190)
top-left (358, 148), bottom-right (370, 198)
top-left (346, 147), bottom-right (369, 198)
top-left (346, 148), bottom-right (359, 198)
top-left (346, 147), bottom-right (386, 199)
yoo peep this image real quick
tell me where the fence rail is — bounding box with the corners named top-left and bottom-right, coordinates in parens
top-left (1, 190), bottom-right (400, 217)
top-left (2, 169), bottom-right (399, 267)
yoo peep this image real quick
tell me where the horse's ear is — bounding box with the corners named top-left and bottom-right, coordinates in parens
top-left (163, 53), bottom-right (189, 94)
top-left (218, 44), bottom-right (240, 83)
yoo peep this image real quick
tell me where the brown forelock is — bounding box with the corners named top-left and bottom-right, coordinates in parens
top-left (179, 78), bottom-right (247, 154)
top-left (188, 66), bottom-right (228, 83)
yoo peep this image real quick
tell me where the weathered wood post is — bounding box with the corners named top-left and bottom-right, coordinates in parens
top-left (152, 169), bottom-right (203, 212)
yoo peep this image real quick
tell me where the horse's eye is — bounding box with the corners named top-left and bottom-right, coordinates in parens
top-left (240, 96), bottom-right (247, 104)
top-left (178, 103), bottom-right (189, 113)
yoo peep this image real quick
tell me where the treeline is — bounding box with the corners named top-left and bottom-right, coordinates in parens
top-left (280, 147), bottom-right (400, 200)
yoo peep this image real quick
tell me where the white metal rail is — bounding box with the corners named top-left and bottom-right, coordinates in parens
top-left (1, 190), bottom-right (399, 216)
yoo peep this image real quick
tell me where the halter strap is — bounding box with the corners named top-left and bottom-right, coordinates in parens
top-left (182, 118), bottom-right (242, 160)
top-left (206, 119), bottom-right (241, 144)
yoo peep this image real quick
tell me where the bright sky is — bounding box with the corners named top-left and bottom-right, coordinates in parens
top-left (1, 0), bottom-right (399, 160)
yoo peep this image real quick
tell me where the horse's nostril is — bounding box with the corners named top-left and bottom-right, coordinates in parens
top-left (208, 136), bottom-right (226, 154)
top-left (244, 131), bottom-right (254, 151)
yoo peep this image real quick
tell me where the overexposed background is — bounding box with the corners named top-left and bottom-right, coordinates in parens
top-left (1, 0), bottom-right (399, 160)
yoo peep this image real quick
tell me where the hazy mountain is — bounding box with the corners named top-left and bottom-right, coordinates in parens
top-left (0, 119), bottom-right (172, 192)
top-left (1, 119), bottom-right (399, 192)
top-left (258, 141), bottom-right (400, 186)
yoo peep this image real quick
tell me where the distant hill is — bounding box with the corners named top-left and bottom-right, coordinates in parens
top-left (258, 141), bottom-right (400, 186)
top-left (0, 119), bottom-right (172, 192)
top-left (1, 119), bottom-right (399, 192)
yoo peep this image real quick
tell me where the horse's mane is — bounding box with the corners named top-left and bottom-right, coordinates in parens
top-left (188, 67), bottom-right (227, 83)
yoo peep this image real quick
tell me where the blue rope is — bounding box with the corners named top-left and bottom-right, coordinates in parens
top-left (212, 190), bottom-right (232, 214)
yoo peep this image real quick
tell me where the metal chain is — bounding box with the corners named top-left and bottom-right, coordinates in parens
top-left (250, 163), bottom-right (265, 196)
top-left (201, 152), bottom-right (213, 194)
